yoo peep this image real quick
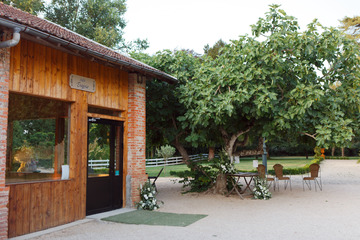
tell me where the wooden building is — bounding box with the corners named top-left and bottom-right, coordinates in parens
top-left (0, 3), bottom-right (176, 238)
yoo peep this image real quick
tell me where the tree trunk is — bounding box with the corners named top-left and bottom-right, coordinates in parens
top-left (213, 173), bottom-right (227, 195)
top-left (341, 147), bottom-right (345, 157)
top-left (225, 144), bottom-right (234, 163)
top-left (220, 125), bottom-right (254, 163)
top-left (173, 140), bottom-right (190, 163)
top-left (222, 133), bottom-right (243, 162)
top-left (173, 138), bottom-right (212, 181)
top-left (208, 147), bottom-right (215, 161)
top-left (332, 147), bottom-right (335, 156)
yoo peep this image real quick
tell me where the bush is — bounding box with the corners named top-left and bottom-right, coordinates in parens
top-left (170, 164), bottom-right (217, 193)
top-left (170, 150), bottom-right (236, 193)
top-left (313, 146), bottom-right (324, 161)
top-left (325, 156), bottom-right (350, 160)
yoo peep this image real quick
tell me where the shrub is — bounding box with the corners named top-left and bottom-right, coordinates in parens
top-left (170, 163), bottom-right (217, 193)
top-left (325, 156), bottom-right (350, 160)
top-left (314, 146), bottom-right (324, 160)
top-left (170, 150), bottom-right (237, 193)
top-left (156, 145), bottom-right (176, 160)
top-left (156, 145), bottom-right (176, 173)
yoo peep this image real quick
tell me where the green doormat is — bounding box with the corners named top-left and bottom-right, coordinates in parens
top-left (102, 210), bottom-right (207, 227)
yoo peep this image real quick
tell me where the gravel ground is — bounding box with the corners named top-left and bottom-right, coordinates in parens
top-left (13, 160), bottom-right (360, 240)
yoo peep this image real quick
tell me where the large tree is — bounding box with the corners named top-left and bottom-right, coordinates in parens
top-left (131, 50), bottom-right (203, 162)
top-left (2, 0), bottom-right (45, 15)
top-left (180, 5), bottom-right (360, 160)
top-left (45, 0), bottom-right (127, 49)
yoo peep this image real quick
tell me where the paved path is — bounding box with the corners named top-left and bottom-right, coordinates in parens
top-left (13, 160), bottom-right (360, 240)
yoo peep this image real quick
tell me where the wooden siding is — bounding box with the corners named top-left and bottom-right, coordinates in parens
top-left (9, 39), bottom-right (128, 110)
top-left (7, 39), bottom-right (129, 237)
top-left (8, 180), bottom-right (76, 238)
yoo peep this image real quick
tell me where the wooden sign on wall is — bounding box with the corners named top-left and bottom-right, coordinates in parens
top-left (70, 74), bottom-right (96, 92)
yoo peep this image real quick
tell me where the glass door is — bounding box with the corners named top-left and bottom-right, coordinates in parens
top-left (86, 118), bottom-right (123, 215)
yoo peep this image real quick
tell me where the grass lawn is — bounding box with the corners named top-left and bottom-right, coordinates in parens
top-left (146, 156), bottom-right (317, 178)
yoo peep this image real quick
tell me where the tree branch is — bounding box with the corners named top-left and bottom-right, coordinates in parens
top-left (171, 115), bottom-right (178, 130)
top-left (234, 133), bottom-right (249, 148)
top-left (300, 132), bottom-right (317, 140)
top-left (219, 127), bottom-right (229, 141)
top-left (234, 123), bottom-right (254, 139)
top-left (277, 84), bottom-right (284, 100)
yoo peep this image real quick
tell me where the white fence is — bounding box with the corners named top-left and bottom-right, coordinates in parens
top-left (145, 154), bottom-right (209, 167)
top-left (88, 154), bottom-right (210, 169)
top-left (88, 159), bottom-right (109, 169)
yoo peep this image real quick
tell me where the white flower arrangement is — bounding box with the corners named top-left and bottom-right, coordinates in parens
top-left (136, 180), bottom-right (162, 210)
top-left (252, 177), bottom-right (272, 200)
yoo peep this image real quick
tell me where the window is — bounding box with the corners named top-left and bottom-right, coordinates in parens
top-left (6, 93), bottom-right (70, 184)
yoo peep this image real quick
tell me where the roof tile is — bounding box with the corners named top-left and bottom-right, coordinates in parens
top-left (0, 2), bottom-right (177, 82)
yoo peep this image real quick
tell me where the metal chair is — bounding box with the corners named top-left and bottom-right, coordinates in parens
top-left (147, 167), bottom-right (163, 192)
top-left (273, 164), bottom-right (292, 190)
top-left (257, 164), bottom-right (276, 190)
top-left (303, 163), bottom-right (322, 191)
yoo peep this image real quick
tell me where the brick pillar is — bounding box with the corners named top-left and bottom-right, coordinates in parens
top-left (0, 46), bottom-right (10, 239)
top-left (127, 73), bottom-right (147, 206)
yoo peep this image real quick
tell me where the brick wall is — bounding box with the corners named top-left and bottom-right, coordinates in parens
top-left (0, 45), bottom-right (10, 239)
top-left (127, 73), bottom-right (147, 206)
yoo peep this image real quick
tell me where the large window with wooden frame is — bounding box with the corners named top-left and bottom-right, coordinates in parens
top-left (6, 93), bottom-right (70, 184)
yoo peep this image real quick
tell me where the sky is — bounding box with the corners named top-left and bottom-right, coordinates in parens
top-left (123, 0), bottom-right (360, 55)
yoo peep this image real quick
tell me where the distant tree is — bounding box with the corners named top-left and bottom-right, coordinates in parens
top-left (131, 50), bottom-right (203, 162)
top-left (339, 16), bottom-right (360, 43)
top-left (156, 145), bottom-right (175, 173)
top-left (2, 0), bottom-right (45, 15)
top-left (45, 0), bottom-right (145, 50)
top-left (203, 39), bottom-right (227, 59)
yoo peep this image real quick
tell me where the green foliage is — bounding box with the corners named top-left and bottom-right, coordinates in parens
top-left (180, 5), bottom-right (360, 154)
top-left (45, 0), bottom-right (143, 50)
top-left (131, 50), bottom-right (208, 155)
top-left (325, 156), bottom-right (351, 160)
top-left (171, 166), bottom-right (215, 193)
top-left (12, 119), bottom-right (56, 159)
top-left (252, 177), bottom-right (272, 200)
top-left (339, 16), bottom-right (360, 43)
top-left (203, 39), bottom-right (227, 59)
top-left (92, 168), bottom-right (108, 174)
top-left (313, 146), bottom-right (323, 161)
top-left (2, 0), bottom-right (45, 15)
top-left (88, 123), bottom-right (110, 160)
top-left (171, 152), bottom-right (237, 193)
top-left (156, 145), bottom-right (176, 160)
top-left (136, 180), bottom-right (161, 211)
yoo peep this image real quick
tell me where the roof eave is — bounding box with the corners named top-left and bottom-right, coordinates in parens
top-left (0, 17), bottom-right (178, 84)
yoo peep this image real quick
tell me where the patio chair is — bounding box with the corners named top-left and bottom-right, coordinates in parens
top-left (147, 167), bottom-right (163, 192)
top-left (273, 164), bottom-right (292, 191)
top-left (257, 164), bottom-right (276, 190)
top-left (303, 163), bottom-right (322, 191)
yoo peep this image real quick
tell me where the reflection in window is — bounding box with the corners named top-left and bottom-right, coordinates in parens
top-left (6, 94), bottom-right (69, 184)
top-left (88, 123), bottom-right (110, 177)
